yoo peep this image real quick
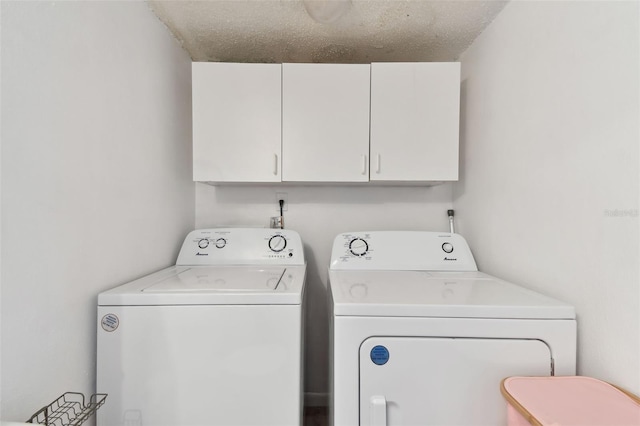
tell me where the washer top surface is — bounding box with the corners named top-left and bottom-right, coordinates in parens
top-left (143, 266), bottom-right (287, 292)
top-left (99, 228), bottom-right (306, 306)
top-left (100, 265), bottom-right (305, 305)
top-left (329, 231), bottom-right (575, 320)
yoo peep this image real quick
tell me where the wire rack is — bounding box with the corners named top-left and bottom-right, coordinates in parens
top-left (27, 392), bottom-right (107, 426)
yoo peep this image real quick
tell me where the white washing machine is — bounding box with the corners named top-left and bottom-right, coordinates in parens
top-left (329, 231), bottom-right (576, 426)
top-left (97, 228), bottom-right (306, 426)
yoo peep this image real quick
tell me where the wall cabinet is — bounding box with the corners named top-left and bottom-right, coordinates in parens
top-left (370, 62), bottom-right (460, 182)
top-left (282, 64), bottom-right (370, 182)
top-left (192, 63), bottom-right (282, 182)
top-left (192, 62), bottom-right (460, 184)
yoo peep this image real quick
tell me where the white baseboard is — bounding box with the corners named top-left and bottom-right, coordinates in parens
top-left (304, 392), bottom-right (329, 407)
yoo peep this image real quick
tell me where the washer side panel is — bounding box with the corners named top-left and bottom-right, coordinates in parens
top-left (97, 305), bottom-right (302, 426)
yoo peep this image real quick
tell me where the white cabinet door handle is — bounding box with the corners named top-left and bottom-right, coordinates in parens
top-left (370, 395), bottom-right (387, 426)
top-left (274, 154), bottom-right (278, 175)
top-left (376, 154), bottom-right (381, 174)
top-left (362, 155), bottom-right (367, 175)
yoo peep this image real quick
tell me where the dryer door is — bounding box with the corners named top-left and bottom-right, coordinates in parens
top-left (359, 337), bottom-right (552, 426)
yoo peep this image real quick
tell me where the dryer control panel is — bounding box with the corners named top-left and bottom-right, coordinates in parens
top-left (177, 228), bottom-right (304, 266)
top-left (329, 231), bottom-right (478, 271)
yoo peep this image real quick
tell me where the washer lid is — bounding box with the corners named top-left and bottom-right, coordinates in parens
top-left (329, 270), bottom-right (575, 319)
top-left (99, 265), bottom-right (306, 306)
top-left (144, 267), bottom-right (286, 292)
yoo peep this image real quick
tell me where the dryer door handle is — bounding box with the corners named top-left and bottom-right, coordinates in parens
top-left (370, 395), bottom-right (387, 426)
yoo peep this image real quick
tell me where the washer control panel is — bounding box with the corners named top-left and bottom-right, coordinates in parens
top-left (330, 231), bottom-right (478, 271)
top-left (268, 235), bottom-right (287, 252)
top-left (177, 228), bottom-right (304, 266)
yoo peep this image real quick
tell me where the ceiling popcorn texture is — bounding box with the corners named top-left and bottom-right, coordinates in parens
top-left (148, 0), bottom-right (509, 63)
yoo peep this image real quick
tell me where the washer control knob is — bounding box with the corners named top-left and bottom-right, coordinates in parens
top-left (349, 238), bottom-right (369, 257)
top-left (442, 242), bottom-right (454, 253)
top-left (198, 239), bottom-right (209, 249)
top-left (268, 235), bottom-right (287, 252)
top-left (215, 238), bottom-right (226, 249)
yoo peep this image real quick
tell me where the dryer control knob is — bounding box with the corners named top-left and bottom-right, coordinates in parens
top-left (442, 242), bottom-right (454, 253)
top-left (198, 239), bottom-right (209, 249)
top-left (349, 238), bottom-right (369, 257)
top-left (268, 235), bottom-right (287, 252)
top-left (215, 238), bottom-right (226, 249)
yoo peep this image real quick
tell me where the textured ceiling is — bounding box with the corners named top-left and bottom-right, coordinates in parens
top-left (149, 0), bottom-right (508, 63)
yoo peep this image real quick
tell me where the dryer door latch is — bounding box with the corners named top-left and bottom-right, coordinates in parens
top-left (370, 395), bottom-right (387, 426)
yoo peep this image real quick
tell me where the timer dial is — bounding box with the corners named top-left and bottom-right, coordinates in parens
top-left (198, 239), bottom-right (209, 249)
top-left (442, 242), bottom-right (454, 254)
top-left (215, 238), bottom-right (227, 249)
top-left (349, 238), bottom-right (369, 256)
top-left (268, 235), bottom-right (287, 252)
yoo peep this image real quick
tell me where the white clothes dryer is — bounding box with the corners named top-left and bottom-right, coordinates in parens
top-left (328, 231), bottom-right (576, 426)
top-left (97, 228), bottom-right (306, 426)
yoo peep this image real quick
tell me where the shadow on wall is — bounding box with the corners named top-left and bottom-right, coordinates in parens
top-left (204, 182), bottom-right (454, 207)
top-left (302, 242), bottom-right (330, 395)
top-left (453, 78), bottom-right (469, 201)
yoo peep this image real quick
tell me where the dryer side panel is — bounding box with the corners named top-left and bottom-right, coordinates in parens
top-left (359, 337), bottom-right (551, 426)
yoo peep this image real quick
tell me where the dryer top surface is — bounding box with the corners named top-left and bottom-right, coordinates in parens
top-left (329, 270), bottom-right (575, 320)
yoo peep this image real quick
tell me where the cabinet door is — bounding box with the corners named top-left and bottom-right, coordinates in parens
top-left (370, 62), bottom-right (460, 182)
top-left (282, 64), bottom-right (370, 182)
top-left (192, 63), bottom-right (281, 182)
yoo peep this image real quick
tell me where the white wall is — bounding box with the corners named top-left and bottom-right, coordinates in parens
top-left (195, 182), bottom-right (453, 400)
top-left (456, 0), bottom-right (639, 392)
top-left (3, 0), bottom-right (636, 417)
top-left (1, 1), bottom-right (194, 420)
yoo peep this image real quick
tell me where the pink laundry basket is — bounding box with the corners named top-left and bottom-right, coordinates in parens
top-left (501, 376), bottom-right (640, 426)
